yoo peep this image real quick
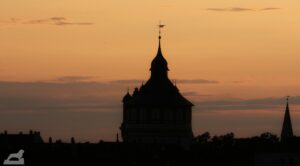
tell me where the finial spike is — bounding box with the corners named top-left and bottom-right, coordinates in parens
top-left (157, 21), bottom-right (165, 54)
top-left (158, 21), bottom-right (165, 39)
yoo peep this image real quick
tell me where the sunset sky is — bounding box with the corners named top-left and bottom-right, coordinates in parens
top-left (1, 0), bottom-right (300, 142)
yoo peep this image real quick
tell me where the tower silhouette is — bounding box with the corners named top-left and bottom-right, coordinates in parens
top-left (281, 96), bottom-right (294, 142)
top-left (120, 25), bottom-right (194, 145)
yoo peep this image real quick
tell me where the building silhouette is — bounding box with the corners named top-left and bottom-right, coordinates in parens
top-left (281, 97), bottom-right (294, 142)
top-left (0, 130), bottom-right (43, 145)
top-left (120, 30), bottom-right (194, 144)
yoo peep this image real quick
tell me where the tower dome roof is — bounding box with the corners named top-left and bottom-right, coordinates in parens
top-left (126, 35), bottom-right (193, 107)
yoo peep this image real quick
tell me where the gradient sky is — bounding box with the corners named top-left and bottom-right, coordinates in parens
top-left (1, 0), bottom-right (300, 142)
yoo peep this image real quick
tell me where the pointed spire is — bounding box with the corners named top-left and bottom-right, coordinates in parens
top-left (157, 22), bottom-right (164, 57)
top-left (150, 22), bottom-right (169, 75)
top-left (281, 96), bottom-right (294, 142)
top-left (157, 36), bottom-right (162, 56)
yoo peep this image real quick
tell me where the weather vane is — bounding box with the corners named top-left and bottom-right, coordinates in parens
top-left (286, 96), bottom-right (290, 102)
top-left (158, 21), bottom-right (165, 38)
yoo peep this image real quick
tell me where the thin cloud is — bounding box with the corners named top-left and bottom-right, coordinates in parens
top-left (181, 91), bottom-right (212, 97)
top-left (232, 80), bottom-right (247, 84)
top-left (110, 79), bottom-right (219, 85)
top-left (54, 22), bottom-right (93, 26)
top-left (207, 7), bottom-right (253, 12)
top-left (206, 7), bottom-right (281, 12)
top-left (177, 79), bottom-right (219, 84)
top-left (0, 79), bottom-right (216, 112)
top-left (0, 80), bottom-right (297, 112)
top-left (23, 17), bottom-right (93, 26)
top-left (110, 79), bottom-right (143, 84)
top-left (181, 91), bottom-right (199, 97)
top-left (55, 76), bottom-right (94, 83)
top-left (49, 17), bottom-right (66, 21)
top-left (0, 18), bottom-right (21, 24)
top-left (195, 96), bottom-right (299, 111)
top-left (0, 95), bottom-right (119, 111)
top-left (0, 81), bottom-right (119, 112)
top-left (260, 7), bottom-right (281, 11)
top-left (230, 7), bottom-right (253, 12)
top-left (206, 8), bottom-right (227, 11)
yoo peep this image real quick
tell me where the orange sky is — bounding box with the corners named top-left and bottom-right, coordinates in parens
top-left (1, 0), bottom-right (300, 141)
top-left (1, 0), bottom-right (300, 83)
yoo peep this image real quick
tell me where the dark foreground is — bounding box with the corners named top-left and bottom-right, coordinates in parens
top-left (0, 133), bottom-right (300, 166)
